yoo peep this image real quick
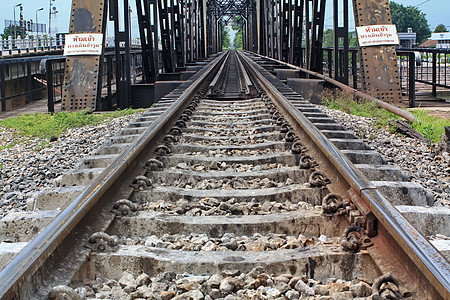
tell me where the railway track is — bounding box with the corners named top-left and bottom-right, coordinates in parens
top-left (0, 50), bottom-right (448, 299)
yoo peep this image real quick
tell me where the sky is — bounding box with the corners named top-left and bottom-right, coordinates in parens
top-left (0, 0), bottom-right (447, 38)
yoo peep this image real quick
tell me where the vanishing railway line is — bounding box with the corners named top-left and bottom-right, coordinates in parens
top-left (0, 51), bottom-right (448, 299)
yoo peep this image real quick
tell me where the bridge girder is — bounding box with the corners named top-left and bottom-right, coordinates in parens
top-left (62, 0), bottom-right (402, 111)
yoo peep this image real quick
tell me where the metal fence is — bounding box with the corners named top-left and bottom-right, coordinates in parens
top-left (0, 50), bottom-right (144, 113)
top-left (0, 56), bottom-right (48, 112)
top-left (322, 47), bottom-right (450, 107)
top-left (0, 36), bottom-right (64, 56)
top-left (41, 50), bottom-right (144, 112)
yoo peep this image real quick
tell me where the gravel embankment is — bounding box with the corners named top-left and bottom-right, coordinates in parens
top-left (0, 113), bottom-right (143, 218)
top-left (320, 106), bottom-right (450, 207)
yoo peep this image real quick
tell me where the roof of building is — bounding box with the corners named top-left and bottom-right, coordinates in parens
top-left (418, 39), bottom-right (438, 48)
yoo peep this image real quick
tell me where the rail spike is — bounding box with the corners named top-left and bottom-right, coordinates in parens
top-left (163, 134), bottom-right (178, 145)
top-left (322, 193), bottom-right (344, 215)
top-left (145, 158), bottom-right (164, 171)
top-left (299, 155), bottom-right (318, 169)
top-left (49, 285), bottom-right (86, 300)
top-left (308, 171), bottom-right (331, 187)
top-left (175, 120), bottom-right (187, 128)
top-left (371, 274), bottom-right (405, 300)
top-left (280, 123), bottom-right (291, 133)
top-left (112, 199), bottom-right (138, 217)
top-left (169, 126), bottom-right (183, 136)
top-left (86, 232), bottom-right (118, 252)
top-left (285, 131), bottom-right (297, 143)
top-left (291, 141), bottom-right (307, 154)
top-left (154, 144), bottom-right (172, 156)
top-left (131, 175), bottom-right (152, 191)
top-left (341, 226), bottom-right (372, 253)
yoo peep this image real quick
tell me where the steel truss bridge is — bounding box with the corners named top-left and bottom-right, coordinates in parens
top-left (25, 0), bottom-right (411, 111)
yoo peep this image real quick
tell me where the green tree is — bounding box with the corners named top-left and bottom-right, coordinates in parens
top-left (1, 25), bottom-right (25, 39)
top-left (390, 2), bottom-right (431, 44)
top-left (222, 26), bottom-right (231, 49)
top-left (434, 24), bottom-right (448, 33)
top-left (322, 29), bottom-right (358, 48)
top-left (231, 17), bottom-right (243, 50)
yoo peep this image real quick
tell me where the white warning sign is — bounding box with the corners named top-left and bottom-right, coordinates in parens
top-left (356, 25), bottom-right (400, 47)
top-left (64, 33), bottom-right (104, 56)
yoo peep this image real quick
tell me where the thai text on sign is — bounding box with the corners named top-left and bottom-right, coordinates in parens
top-left (64, 34), bottom-right (104, 56)
top-left (356, 25), bottom-right (399, 47)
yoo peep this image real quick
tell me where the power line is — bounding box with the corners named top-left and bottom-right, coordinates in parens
top-left (414, 0), bottom-right (431, 7)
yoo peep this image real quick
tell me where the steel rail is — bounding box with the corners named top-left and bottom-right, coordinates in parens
top-left (235, 52), bottom-right (254, 95)
top-left (208, 51), bottom-right (230, 94)
top-left (237, 50), bottom-right (450, 300)
top-left (243, 51), bottom-right (416, 122)
top-left (0, 51), bottom-right (229, 299)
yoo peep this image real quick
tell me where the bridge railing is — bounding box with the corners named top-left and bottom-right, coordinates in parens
top-left (321, 47), bottom-right (450, 107)
top-left (322, 48), bottom-right (360, 90)
top-left (42, 50), bottom-right (144, 112)
top-left (0, 56), bottom-right (49, 112)
top-left (0, 50), bottom-right (143, 113)
top-left (0, 36), bottom-right (64, 56)
top-left (398, 48), bottom-right (450, 93)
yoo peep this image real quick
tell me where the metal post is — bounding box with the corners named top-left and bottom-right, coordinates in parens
top-left (409, 52), bottom-right (416, 108)
top-left (352, 50), bottom-right (357, 89)
top-left (281, 0), bottom-right (290, 62)
top-left (352, 0), bottom-right (402, 103)
top-left (173, 0), bottom-right (185, 67)
top-left (135, 0), bottom-right (157, 83)
top-left (61, 0), bottom-right (107, 111)
top-left (107, 55), bottom-right (113, 109)
top-left (26, 61), bottom-right (32, 104)
top-left (432, 52), bottom-right (437, 97)
top-left (292, 0), bottom-right (304, 67)
top-left (46, 60), bottom-right (54, 113)
top-left (333, 0), bottom-right (349, 84)
top-left (158, 0), bottom-right (175, 72)
top-left (309, 0), bottom-right (326, 73)
top-left (0, 65), bottom-right (6, 112)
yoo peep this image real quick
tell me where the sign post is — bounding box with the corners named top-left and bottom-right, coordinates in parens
top-left (60, 0), bottom-right (107, 111)
top-left (352, 1), bottom-right (403, 104)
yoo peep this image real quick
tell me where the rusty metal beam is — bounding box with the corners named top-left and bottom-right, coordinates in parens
top-left (61, 0), bottom-right (107, 111)
top-left (352, 0), bottom-right (402, 104)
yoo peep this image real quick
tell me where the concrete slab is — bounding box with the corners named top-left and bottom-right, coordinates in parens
top-left (0, 242), bottom-right (27, 269)
top-left (0, 210), bottom-right (60, 242)
top-left (133, 184), bottom-right (322, 206)
top-left (397, 205), bottom-right (450, 236)
top-left (108, 210), bottom-right (346, 238)
top-left (88, 244), bottom-right (380, 282)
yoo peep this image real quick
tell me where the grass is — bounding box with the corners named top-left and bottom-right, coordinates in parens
top-left (410, 109), bottom-right (450, 143)
top-left (322, 89), bottom-right (400, 130)
top-left (322, 89), bottom-right (450, 143)
top-left (0, 108), bottom-right (144, 140)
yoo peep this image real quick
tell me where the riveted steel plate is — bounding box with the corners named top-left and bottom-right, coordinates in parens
top-left (352, 0), bottom-right (402, 104)
top-left (61, 0), bottom-right (106, 110)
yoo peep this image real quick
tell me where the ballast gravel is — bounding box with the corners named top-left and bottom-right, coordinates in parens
top-left (71, 267), bottom-right (412, 299)
top-left (320, 106), bottom-right (450, 207)
top-left (0, 113), bottom-right (143, 219)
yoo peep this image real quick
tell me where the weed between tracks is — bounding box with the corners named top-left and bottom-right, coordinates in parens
top-left (322, 89), bottom-right (450, 143)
